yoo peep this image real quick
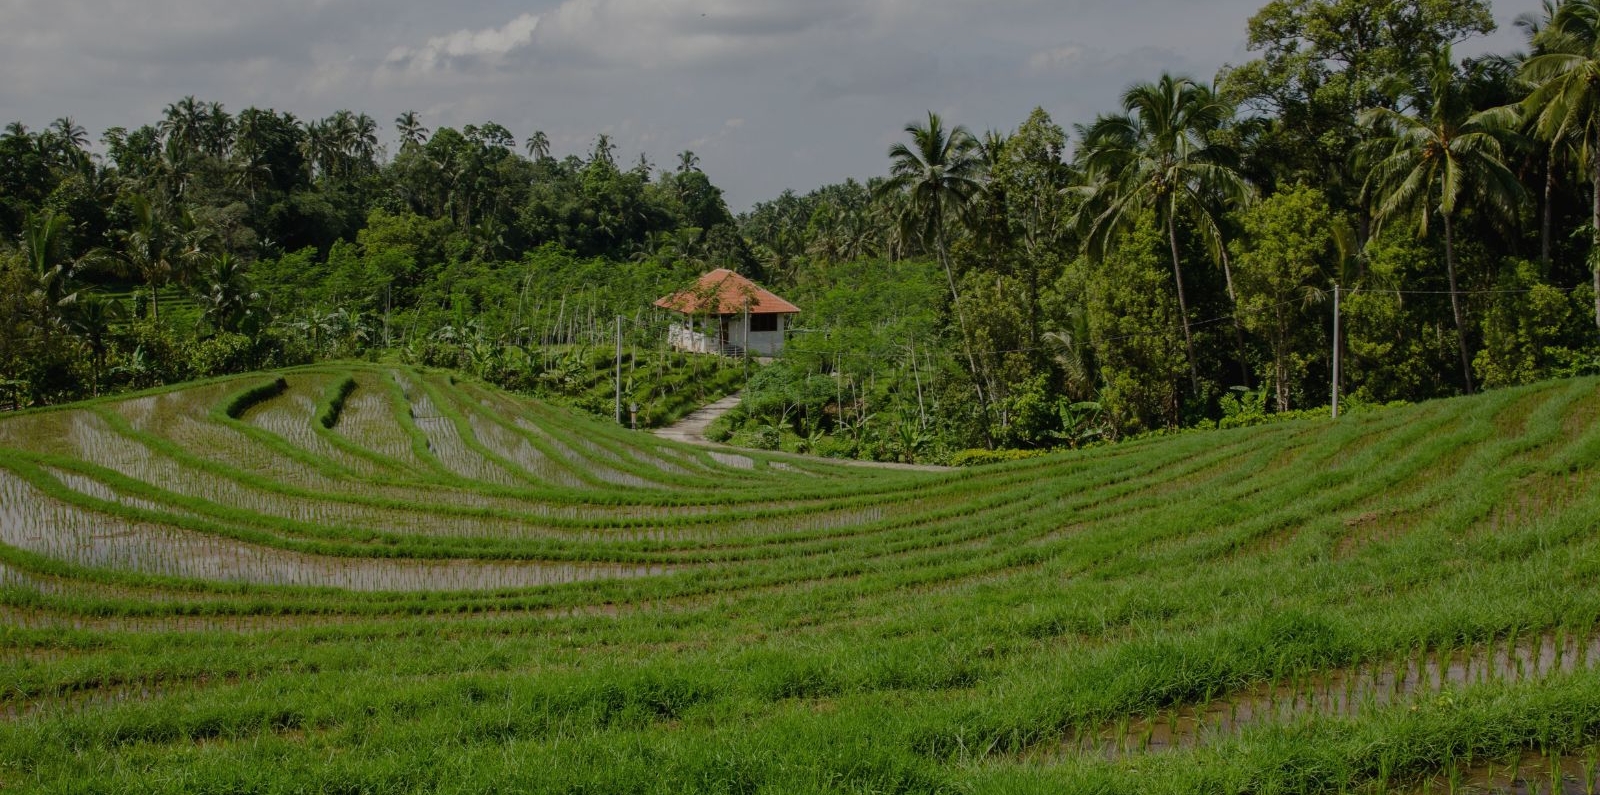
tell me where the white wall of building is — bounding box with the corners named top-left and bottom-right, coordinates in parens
top-left (666, 315), bottom-right (791, 356)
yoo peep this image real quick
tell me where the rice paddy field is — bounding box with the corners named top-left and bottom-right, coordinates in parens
top-left (3, 364), bottom-right (1600, 794)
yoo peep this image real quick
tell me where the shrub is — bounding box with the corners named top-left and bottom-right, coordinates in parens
top-left (705, 418), bottom-right (734, 443)
top-left (188, 332), bottom-right (257, 377)
top-left (221, 377), bottom-right (288, 419)
top-left (752, 425), bottom-right (782, 450)
top-left (318, 377), bottom-right (357, 429)
top-left (812, 435), bottom-right (857, 459)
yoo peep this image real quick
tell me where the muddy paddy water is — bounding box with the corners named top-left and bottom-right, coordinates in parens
top-left (0, 470), bottom-right (676, 591)
top-left (1415, 747), bottom-right (1600, 794)
top-left (1041, 631), bottom-right (1600, 760)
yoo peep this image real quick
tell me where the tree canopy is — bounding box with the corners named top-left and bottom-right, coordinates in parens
top-left (4, 0), bottom-right (1600, 461)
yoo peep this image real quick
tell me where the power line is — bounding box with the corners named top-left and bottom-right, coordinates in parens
top-left (1366, 286), bottom-right (1587, 296)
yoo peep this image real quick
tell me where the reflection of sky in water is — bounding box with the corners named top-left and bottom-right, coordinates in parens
top-left (0, 470), bottom-right (671, 592)
top-left (1057, 633), bottom-right (1600, 761)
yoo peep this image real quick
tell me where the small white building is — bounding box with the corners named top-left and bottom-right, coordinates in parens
top-left (654, 269), bottom-right (800, 357)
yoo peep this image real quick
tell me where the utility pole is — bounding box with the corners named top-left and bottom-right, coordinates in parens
top-left (615, 314), bottom-right (623, 426)
top-left (834, 345), bottom-right (842, 427)
top-left (1331, 284), bottom-right (1342, 419)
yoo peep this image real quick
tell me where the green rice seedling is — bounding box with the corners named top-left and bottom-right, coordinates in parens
top-left (219, 377), bottom-right (287, 419)
top-left (5, 375), bottom-right (1600, 793)
top-left (317, 375), bottom-right (357, 430)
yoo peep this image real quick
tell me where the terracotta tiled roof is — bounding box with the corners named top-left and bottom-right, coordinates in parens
top-left (653, 269), bottom-right (800, 315)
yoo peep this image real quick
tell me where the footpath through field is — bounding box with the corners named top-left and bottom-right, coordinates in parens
top-left (653, 393), bottom-right (949, 472)
top-left (653, 393), bottom-right (743, 444)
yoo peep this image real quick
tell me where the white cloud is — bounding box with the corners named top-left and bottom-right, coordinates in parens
top-left (688, 117), bottom-right (746, 149)
top-left (386, 12), bottom-right (540, 74)
top-left (1025, 45), bottom-right (1087, 76)
top-left (0, 0), bottom-right (1534, 210)
top-left (531, 0), bottom-right (861, 69)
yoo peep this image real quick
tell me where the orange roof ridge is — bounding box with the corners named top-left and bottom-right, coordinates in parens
top-left (654, 269), bottom-right (800, 315)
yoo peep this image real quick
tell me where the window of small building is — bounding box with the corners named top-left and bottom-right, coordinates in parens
top-left (750, 314), bottom-right (779, 333)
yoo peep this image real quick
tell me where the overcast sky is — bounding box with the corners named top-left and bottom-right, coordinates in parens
top-left (0, 0), bottom-right (1534, 210)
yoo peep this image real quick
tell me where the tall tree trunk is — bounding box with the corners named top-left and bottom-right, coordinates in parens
top-left (1274, 307), bottom-right (1290, 413)
top-left (1027, 262), bottom-right (1039, 350)
top-left (1025, 214), bottom-right (1044, 349)
top-left (1219, 246), bottom-right (1252, 388)
top-left (935, 228), bottom-right (990, 437)
top-left (1543, 153), bottom-right (1556, 266)
top-left (1442, 212), bottom-right (1474, 394)
top-left (1166, 212), bottom-right (1201, 394)
top-left (1592, 157), bottom-right (1600, 333)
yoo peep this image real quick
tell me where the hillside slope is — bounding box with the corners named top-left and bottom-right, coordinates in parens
top-left (2, 366), bottom-right (1599, 793)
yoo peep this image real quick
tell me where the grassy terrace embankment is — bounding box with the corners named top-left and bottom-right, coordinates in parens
top-left (2, 365), bottom-right (1599, 793)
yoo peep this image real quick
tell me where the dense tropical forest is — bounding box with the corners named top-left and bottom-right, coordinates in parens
top-left (6, 0), bottom-right (1600, 462)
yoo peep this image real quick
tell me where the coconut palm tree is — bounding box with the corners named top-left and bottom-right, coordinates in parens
top-left (49, 117), bottom-right (88, 151)
top-left (350, 112), bottom-right (380, 170)
top-left (119, 194), bottom-right (206, 322)
top-left (309, 110), bottom-right (379, 179)
top-left (873, 112), bottom-right (986, 397)
top-left (159, 96), bottom-right (206, 161)
top-left (22, 211), bottom-right (81, 337)
top-left (1522, 0), bottom-right (1600, 330)
top-left (66, 294), bottom-right (123, 394)
top-left (590, 133), bottom-right (617, 168)
top-left (194, 253), bottom-right (261, 335)
top-left (1501, 0), bottom-right (1574, 267)
top-left (526, 130), bottom-right (551, 161)
top-left (396, 111), bottom-right (429, 151)
top-left (301, 118), bottom-right (327, 179)
top-left (971, 130), bottom-right (1013, 271)
top-left (45, 117), bottom-right (91, 174)
top-left (200, 101), bottom-right (234, 159)
top-left (1073, 74), bottom-right (1252, 392)
top-left (1360, 47), bottom-right (1525, 394)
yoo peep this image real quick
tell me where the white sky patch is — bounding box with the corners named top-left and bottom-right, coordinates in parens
top-left (532, 0), bottom-right (858, 69)
top-left (386, 12), bottom-right (540, 74)
top-left (1025, 45), bottom-right (1087, 76)
top-left (688, 117), bottom-right (746, 150)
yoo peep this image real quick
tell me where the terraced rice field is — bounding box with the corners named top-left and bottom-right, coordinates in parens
top-left (3, 365), bottom-right (1600, 793)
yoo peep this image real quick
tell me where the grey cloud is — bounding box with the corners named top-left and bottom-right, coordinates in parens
top-left (385, 13), bottom-right (540, 74)
top-left (526, 0), bottom-right (865, 71)
top-left (2, 1), bottom-right (381, 66)
top-left (809, 50), bottom-right (942, 101)
top-left (0, 0), bottom-right (1543, 210)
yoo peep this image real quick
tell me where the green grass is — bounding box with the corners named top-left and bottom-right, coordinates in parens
top-left (1, 367), bottom-right (1599, 793)
top-left (522, 345), bottom-right (748, 428)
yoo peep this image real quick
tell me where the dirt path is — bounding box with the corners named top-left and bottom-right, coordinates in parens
top-left (653, 393), bottom-right (743, 444)
top-left (652, 393), bottom-right (950, 473)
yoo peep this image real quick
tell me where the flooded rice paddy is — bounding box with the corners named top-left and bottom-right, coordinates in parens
top-left (5, 369), bottom-right (1600, 794)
